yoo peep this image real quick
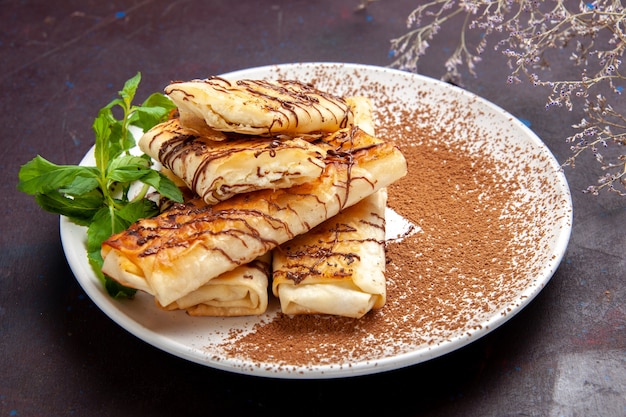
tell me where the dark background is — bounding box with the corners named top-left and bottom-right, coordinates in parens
top-left (2, 1), bottom-right (624, 416)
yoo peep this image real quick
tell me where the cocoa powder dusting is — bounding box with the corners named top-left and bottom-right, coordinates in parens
top-left (211, 68), bottom-right (568, 375)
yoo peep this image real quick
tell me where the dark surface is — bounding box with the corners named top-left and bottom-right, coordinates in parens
top-left (2, 1), bottom-right (625, 416)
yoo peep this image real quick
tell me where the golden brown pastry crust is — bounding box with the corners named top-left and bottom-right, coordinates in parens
top-left (139, 118), bottom-right (327, 204)
top-left (160, 254), bottom-right (271, 317)
top-left (165, 77), bottom-right (354, 136)
top-left (271, 95), bottom-right (388, 318)
top-left (272, 189), bottom-right (388, 318)
top-left (101, 128), bottom-right (407, 306)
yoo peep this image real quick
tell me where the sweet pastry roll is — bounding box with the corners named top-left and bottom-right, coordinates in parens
top-left (139, 118), bottom-right (327, 204)
top-left (164, 77), bottom-right (354, 136)
top-left (271, 189), bottom-right (387, 318)
top-left (160, 253), bottom-right (271, 317)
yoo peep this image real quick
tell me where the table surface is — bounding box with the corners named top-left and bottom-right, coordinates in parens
top-left (2, 1), bottom-right (625, 416)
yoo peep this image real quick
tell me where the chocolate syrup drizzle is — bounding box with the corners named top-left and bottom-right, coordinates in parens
top-left (166, 77), bottom-right (352, 135)
top-left (145, 119), bottom-right (326, 204)
top-left (276, 209), bottom-right (386, 285)
top-left (103, 81), bottom-right (406, 294)
top-left (105, 127), bottom-right (390, 276)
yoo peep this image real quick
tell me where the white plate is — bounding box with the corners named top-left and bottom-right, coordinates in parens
top-left (60, 63), bottom-right (572, 379)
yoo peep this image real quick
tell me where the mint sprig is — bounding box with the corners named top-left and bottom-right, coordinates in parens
top-left (18, 72), bottom-right (183, 298)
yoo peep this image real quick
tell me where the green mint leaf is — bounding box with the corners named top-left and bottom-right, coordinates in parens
top-left (107, 154), bottom-right (151, 181)
top-left (129, 92), bottom-right (176, 131)
top-left (131, 105), bottom-right (172, 131)
top-left (87, 207), bottom-right (118, 273)
top-left (96, 106), bottom-right (130, 162)
top-left (103, 98), bottom-right (124, 113)
top-left (112, 119), bottom-right (135, 154)
top-left (87, 198), bottom-right (158, 299)
top-left (108, 168), bottom-right (152, 184)
top-left (120, 72), bottom-right (141, 105)
top-left (35, 191), bottom-right (103, 226)
top-left (17, 156), bottom-right (99, 195)
top-left (93, 110), bottom-right (114, 171)
top-left (60, 175), bottom-right (100, 196)
top-left (105, 278), bottom-right (137, 299)
top-left (140, 170), bottom-right (184, 203)
top-left (118, 198), bottom-right (160, 223)
top-left (142, 92), bottom-right (176, 111)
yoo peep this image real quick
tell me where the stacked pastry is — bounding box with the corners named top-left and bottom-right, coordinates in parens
top-left (101, 77), bottom-right (407, 318)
